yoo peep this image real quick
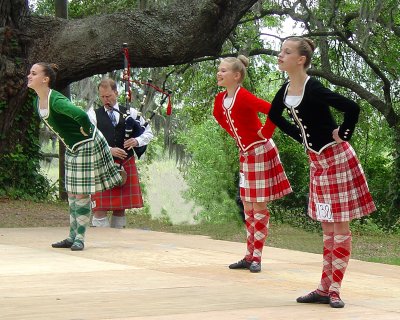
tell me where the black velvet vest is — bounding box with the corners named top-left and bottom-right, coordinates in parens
top-left (95, 106), bottom-right (134, 158)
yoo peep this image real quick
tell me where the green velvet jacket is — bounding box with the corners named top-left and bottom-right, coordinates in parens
top-left (34, 89), bottom-right (95, 152)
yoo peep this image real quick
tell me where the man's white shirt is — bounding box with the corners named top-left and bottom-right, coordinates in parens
top-left (87, 103), bottom-right (153, 147)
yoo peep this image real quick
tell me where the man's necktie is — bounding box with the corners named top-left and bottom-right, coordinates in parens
top-left (108, 109), bottom-right (117, 127)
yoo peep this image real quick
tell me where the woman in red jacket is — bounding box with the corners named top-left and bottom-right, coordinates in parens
top-left (213, 55), bottom-right (292, 273)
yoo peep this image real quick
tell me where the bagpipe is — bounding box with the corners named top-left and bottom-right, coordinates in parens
top-left (119, 43), bottom-right (172, 159)
top-left (109, 105), bottom-right (147, 159)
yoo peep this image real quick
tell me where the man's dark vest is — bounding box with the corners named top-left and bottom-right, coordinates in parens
top-left (95, 106), bottom-right (134, 158)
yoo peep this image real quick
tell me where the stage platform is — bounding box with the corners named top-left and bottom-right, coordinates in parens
top-left (0, 227), bottom-right (399, 319)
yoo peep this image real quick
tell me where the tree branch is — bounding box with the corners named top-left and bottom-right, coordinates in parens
top-left (334, 29), bottom-right (392, 108)
top-left (21, 0), bottom-right (259, 88)
top-left (308, 68), bottom-right (399, 127)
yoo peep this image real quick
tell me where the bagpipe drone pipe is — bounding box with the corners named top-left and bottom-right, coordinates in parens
top-left (120, 43), bottom-right (173, 159)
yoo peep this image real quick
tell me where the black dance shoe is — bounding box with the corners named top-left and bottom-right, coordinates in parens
top-left (329, 292), bottom-right (345, 308)
top-left (296, 290), bottom-right (329, 304)
top-left (229, 258), bottom-right (251, 269)
top-left (71, 241), bottom-right (84, 251)
top-left (51, 239), bottom-right (73, 248)
top-left (249, 261), bottom-right (261, 273)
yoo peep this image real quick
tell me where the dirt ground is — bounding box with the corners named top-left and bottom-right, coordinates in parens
top-left (0, 198), bottom-right (69, 228)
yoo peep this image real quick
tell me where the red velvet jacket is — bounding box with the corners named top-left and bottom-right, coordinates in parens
top-left (213, 87), bottom-right (276, 152)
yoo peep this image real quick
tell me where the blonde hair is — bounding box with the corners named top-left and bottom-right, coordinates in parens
top-left (285, 37), bottom-right (315, 68)
top-left (221, 55), bottom-right (249, 83)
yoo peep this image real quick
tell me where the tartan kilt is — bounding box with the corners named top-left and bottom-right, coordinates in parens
top-left (91, 156), bottom-right (143, 211)
top-left (239, 139), bottom-right (292, 202)
top-left (65, 130), bottom-right (122, 195)
top-left (308, 142), bottom-right (376, 222)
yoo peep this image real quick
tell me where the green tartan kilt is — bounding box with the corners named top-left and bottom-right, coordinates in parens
top-left (65, 130), bottom-right (122, 194)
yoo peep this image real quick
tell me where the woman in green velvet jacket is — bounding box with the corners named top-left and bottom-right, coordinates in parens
top-left (27, 62), bottom-right (123, 251)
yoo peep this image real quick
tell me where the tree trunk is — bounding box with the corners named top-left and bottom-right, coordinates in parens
top-left (0, 0), bottom-right (33, 157)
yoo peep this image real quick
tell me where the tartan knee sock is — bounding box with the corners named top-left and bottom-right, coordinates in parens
top-left (244, 209), bottom-right (254, 261)
top-left (330, 232), bottom-right (352, 294)
top-left (74, 196), bottom-right (92, 244)
top-left (252, 209), bottom-right (270, 263)
top-left (67, 196), bottom-right (77, 242)
top-left (317, 231), bottom-right (334, 296)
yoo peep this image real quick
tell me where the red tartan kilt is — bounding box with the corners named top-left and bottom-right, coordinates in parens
top-left (308, 142), bottom-right (376, 222)
top-left (91, 156), bottom-right (143, 211)
top-left (239, 139), bottom-right (292, 203)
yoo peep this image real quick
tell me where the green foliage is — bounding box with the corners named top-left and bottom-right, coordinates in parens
top-left (31, 0), bottom-right (54, 15)
top-left (159, 207), bottom-right (173, 226)
top-left (270, 205), bottom-right (321, 233)
top-left (349, 100), bottom-right (397, 231)
top-left (0, 145), bottom-right (53, 200)
top-left (178, 119), bottom-right (241, 223)
top-left (33, 0), bottom-right (135, 17)
top-left (68, 0), bottom-right (137, 18)
top-left (350, 217), bottom-right (385, 235)
top-left (33, 0), bottom-right (171, 17)
top-left (0, 92), bottom-right (53, 200)
top-left (173, 61), bottom-right (220, 127)
top-left (270, 131), bottom-right (309, 208)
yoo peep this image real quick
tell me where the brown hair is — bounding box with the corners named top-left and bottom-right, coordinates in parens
top-left (36, 62), bottom-right (59, 88)
top-left (98, 78), bottom-right (118, 91)
top-left (221, 55), bottom-right (249, 83)
top-left (286, 36), bottom-right (315, 68)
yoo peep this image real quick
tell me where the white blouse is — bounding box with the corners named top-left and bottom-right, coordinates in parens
top-left (285, 95), bottom-right (302, 107)
top-left (39, 108), bottom-right (49, 118)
